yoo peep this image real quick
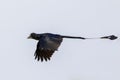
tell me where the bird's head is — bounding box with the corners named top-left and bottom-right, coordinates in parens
top-left (28, 33), bottom-right (40, 40)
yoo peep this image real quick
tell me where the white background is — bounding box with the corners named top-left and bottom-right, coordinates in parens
top-left (0, 0), bottom-right (120, 80)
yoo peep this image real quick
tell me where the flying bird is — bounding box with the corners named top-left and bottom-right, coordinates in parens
top-left (28, 33), bottom-right (117, 62)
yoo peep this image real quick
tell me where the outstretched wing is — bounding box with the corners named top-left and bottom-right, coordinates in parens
top-left (34, 42), bottom-right (55, 61)
top-left (34, 34), bottom-right (63, 62)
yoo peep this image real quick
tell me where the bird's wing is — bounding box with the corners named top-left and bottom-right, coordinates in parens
top-left (34, 34), bottom-right (63, 61)
top-left (34, 41), bottom-right (55, 61)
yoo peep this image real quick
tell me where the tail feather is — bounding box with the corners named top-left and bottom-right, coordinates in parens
top-left (100, 35), bottom-right (118, 40)
top-left (61, 35), bottom-right (118, 40)
top-left (61, 35), bottom-right (86, 39)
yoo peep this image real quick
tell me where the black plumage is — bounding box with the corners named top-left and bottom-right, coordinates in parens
top-left (28, 33), bottom-right (117, 62)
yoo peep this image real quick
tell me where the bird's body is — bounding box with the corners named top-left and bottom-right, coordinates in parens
top-left (28, 33), bottom-right (117, 62)
top-left (28, 33), bottom-right (64, 61)
top-left (36, 33), bottom-right (63, 50)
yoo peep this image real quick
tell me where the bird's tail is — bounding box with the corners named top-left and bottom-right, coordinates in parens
top-left (61, 35), bottom-right (118, 40)
top-left (100, 35), bottom-right (118, 40)
top-left (85, 35), bottom-right (118, 40)
top-left (61, 35), bottom-right (86, 39)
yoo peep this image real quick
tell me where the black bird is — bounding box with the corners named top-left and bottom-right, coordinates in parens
top-left (28, 33), bottom-right (117, 62)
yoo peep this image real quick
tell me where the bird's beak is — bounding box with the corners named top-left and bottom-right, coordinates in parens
top-left (27, 36), bottom-right (32, 39)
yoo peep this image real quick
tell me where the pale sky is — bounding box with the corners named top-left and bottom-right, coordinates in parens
top-left (0, 0), bottom-right (120, 80)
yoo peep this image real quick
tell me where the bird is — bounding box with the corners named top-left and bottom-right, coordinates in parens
top-left (28, 33), bottom-right (118, 62)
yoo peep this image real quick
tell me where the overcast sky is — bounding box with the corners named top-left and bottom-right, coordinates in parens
top-left (0, 0), bottom-right (120, 80)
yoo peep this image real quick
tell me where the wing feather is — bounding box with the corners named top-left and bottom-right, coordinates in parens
top-left (34, 41), bottom-right (55, 61)
top-left (34, 34), bottom-right (62, 62)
